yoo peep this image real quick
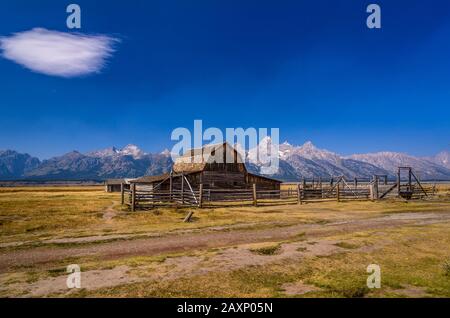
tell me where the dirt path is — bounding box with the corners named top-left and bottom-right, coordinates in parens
top-left (1, 212), bottom-right (449, 272)
top-left (102, 202), bottom-right (119, 221)
top-left (2, 237), bottom-right (351, 297)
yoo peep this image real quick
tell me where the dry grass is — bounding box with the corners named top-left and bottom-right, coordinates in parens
top-left (0, 185), bottom-right (449, 298)
top-left (1, 186), bottom-right (450, 246)
top-left (443, 259), bottom-right (450, 277)
top-left (0, 187), bottom-right (113, 242)
top-left (59, 223), bottom-right (449, 298)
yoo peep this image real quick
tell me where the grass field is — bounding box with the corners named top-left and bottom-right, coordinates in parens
top-left (0, 185), bottom-right (449, 298)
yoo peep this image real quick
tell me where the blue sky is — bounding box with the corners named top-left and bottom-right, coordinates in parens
top-left (0, 0), bottom-right (449, 159)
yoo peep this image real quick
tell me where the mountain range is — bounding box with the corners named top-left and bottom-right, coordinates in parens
top-left (1, 142), bottom-right (449, 181)
top-left (0, 145), bottom-right (172, 181)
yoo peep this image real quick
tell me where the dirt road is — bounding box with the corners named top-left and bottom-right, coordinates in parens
top-left (1, 212), bottom-right (449, 272)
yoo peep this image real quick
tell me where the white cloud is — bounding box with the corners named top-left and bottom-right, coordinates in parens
top-left (0, 28), bottom-right (119, 78)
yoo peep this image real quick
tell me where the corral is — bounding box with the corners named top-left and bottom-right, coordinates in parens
top-left (122, 153), bottom-right (436, 210)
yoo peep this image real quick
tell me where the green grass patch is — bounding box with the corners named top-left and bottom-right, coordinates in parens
top-left (250, 244), bottom-right (282, 256)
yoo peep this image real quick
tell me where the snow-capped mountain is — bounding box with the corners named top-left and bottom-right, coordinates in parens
top-left (348, 151), bottom-right (450, 180)
top-left (247, 136), bottom-right (278, 164)
top-left (248, 139), bottom-right (390, 180)
top-left (431, 151), bottom-right (450, 170)
top-left (1, 142), bottom-right (450, 181)
top-left (17, 145), bottom-right (172, 180)
top-left (160, 149), bottom-right (172, 157)
top-left (280, 141), bottom-right (341, 163)
top-left (87, 144), bottom-right (147, 159)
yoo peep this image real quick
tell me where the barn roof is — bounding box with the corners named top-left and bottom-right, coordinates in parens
top-left (105, 178), bottom-right (136, 185)
top-left (131, 170), bottom-right (203, 184)
top-left (177, 142), bottom-right (226, 158)
top-left (173, 142), bottom-right (245, 173)
top-left (130, 173), bottom-right (170, 184)
top-left (131, 143), bottom-right (281, 185)
top-left (247, 173), bottom-right (282, 184)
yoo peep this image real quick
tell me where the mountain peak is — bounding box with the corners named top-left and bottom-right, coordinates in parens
top-left (0, 149), bottom-right (19, 156)
top-left (432, 150), bottom-right (450, 169)
top-left (296, 141), bottom-right (340, 163)
top-left (161, 149), bottom-right (171, 157)
top-left (121, 144), bottom-right (145, 158)
top-left (259, 136), bottom-right (273, 145)
top-left (87, 147), bottom-right (119, 158)
top-left (86, 144), bottom-right (146, 159)
top-left (123, 144), bottom-right (139, 149)
top-left (300, 141), bottom-right (316, 149)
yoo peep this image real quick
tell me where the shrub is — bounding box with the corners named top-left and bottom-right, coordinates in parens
top-left (250, 245), bottom-right (281, 256)
top-left (443, 259), bottom-right (450, 276)
top-left (342, 286), bottom-right (370, 298)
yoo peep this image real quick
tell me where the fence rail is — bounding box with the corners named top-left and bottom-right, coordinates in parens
top-left (120, 181), bottom-right (424, 210)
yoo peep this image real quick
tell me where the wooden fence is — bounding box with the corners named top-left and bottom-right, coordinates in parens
top-left (120, 182), bottom-right (406, 210)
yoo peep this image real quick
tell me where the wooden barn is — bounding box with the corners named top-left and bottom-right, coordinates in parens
top-left (131, 143), bottom-right (281, 191)
top-left (105, 179), bottom-right (133, 193)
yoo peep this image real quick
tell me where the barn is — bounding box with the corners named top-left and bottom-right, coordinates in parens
top-left (104, 179), bottom-right (134, 193)
top-left (130, 142), bottom-right (281, 191)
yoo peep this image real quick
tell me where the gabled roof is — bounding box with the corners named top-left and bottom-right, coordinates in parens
top-left (131, 170), bottom-right (204, 184)
top-left (130, 173), bottom-right (170, 184)
top-left (247, 172), bottom-right (282, 184)
top-left (173, 142), bottom-right (245, 173)
top-left (105, 178), bottom-right (136, 185)
top-left (130, 143), bottom-right (285, 185)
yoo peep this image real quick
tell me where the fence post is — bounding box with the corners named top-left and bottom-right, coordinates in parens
top-left (408, 167), bottom-right (412, 191)
top-left (131, 183), bottom-right (136, 212)
top-left (336, 183), bottom-right (340, 202)
top-left (198, 183), bottom-right (203, 208)
top-left (297, 184), bottom-right (302, 205)
top-left (253, 183), bottom-right (257, 207)
top-left (183, 211), bottom-right (194, 223)
top-left (374, 176), bottom-right (379, 200)
top-left (169, 171), bottom-right (173, 202)
top-left (121, 183), bottom-right (125, 205)
top-left (181, 172), bottom-right (185, 205)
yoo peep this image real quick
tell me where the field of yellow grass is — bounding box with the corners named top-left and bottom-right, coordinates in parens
top-left (0, 185), bottom-right (449, 298)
